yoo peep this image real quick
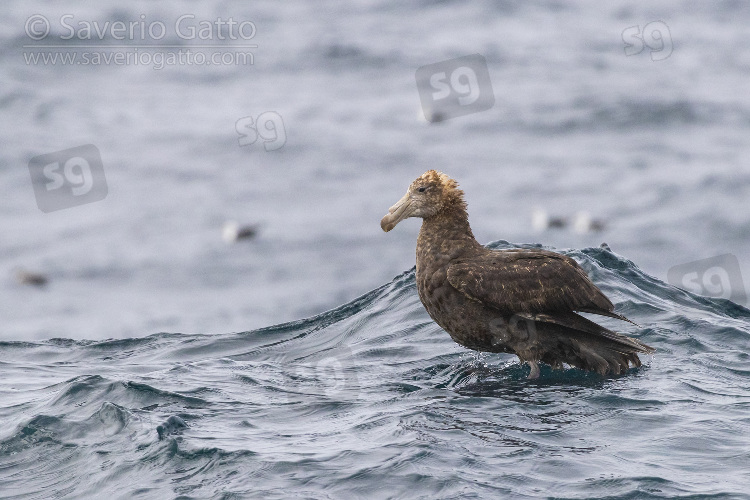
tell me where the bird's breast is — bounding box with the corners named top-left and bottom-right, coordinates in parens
top-left (416, 263), bottom-right (468, 325)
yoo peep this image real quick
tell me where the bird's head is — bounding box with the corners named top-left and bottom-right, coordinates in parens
top-left (380, 170), bottom-right (465, 232)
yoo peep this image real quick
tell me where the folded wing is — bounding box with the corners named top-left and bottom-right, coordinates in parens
top-left (446, 249), bottom-right (614, 314)
top-left (447, 249), bottom-right (654, 354)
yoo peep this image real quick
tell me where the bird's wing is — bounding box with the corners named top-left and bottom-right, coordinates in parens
top-left (446, 249), bottom-right (615, 315)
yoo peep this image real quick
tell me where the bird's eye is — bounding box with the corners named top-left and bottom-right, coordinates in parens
top-left (418, 187), bottom-right (426, 193)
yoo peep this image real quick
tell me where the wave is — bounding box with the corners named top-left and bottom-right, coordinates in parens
top-left (1, 243), bottom-right (749, 498)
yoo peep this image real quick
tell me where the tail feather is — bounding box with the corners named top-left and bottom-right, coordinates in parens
top-left (540, 337), bottom-right (639, 375)
top-left (529, 316), bottom-right (653, 376)
top-left (575, 307), bottom-right (642, 328)
top-left (518, 311), bottom-right (654, 354)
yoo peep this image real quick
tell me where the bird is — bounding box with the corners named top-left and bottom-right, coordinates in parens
top-left (222, 221), bottom-right (259, 244)
top-left (572, 211), bottom-right (607, 234)
top-left (531, 207), bottom-right (568, 231)
top-left (419, 105), bottom-right (447, 124)
top-left (13, 268), bottom-right (48, 287)
top-left (380, 170), bottom-right (654, 378)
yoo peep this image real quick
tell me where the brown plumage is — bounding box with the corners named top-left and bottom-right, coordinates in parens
top-left (380, 170), bottom-right (654, 378)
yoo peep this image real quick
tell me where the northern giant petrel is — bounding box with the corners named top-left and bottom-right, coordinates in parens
top-left (380, 170), bottom-right (654, 378)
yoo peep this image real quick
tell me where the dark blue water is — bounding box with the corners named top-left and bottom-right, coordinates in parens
top-left (2, 243), bottom-right (749, 499)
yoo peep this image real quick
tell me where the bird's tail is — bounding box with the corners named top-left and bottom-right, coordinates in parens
top-left (541, 334), bottom-right (644, 375)
top-left (519, 312), bottom-right (654, 376)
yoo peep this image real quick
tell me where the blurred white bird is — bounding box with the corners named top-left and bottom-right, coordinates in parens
top-left (222, 221), bottom-right (259, 244)
top-left (418, 105), bottom-right (446, 124)
top-left (531, 207), bottom-right (568, 232)
top-left (531, 208), bottom-right (607, 234)
top-left (573, 211), bottom-right (607, 234)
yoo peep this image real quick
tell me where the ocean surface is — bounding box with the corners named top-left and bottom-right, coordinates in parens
top-left (2, 0), bottom-right (750, 498)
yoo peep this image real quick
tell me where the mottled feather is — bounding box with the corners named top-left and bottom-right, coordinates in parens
top-left (446, 249), bottom-right (614, 314)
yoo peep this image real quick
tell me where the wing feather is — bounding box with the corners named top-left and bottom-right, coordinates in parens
top-left (446, 249), bottom-right (614, 314)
